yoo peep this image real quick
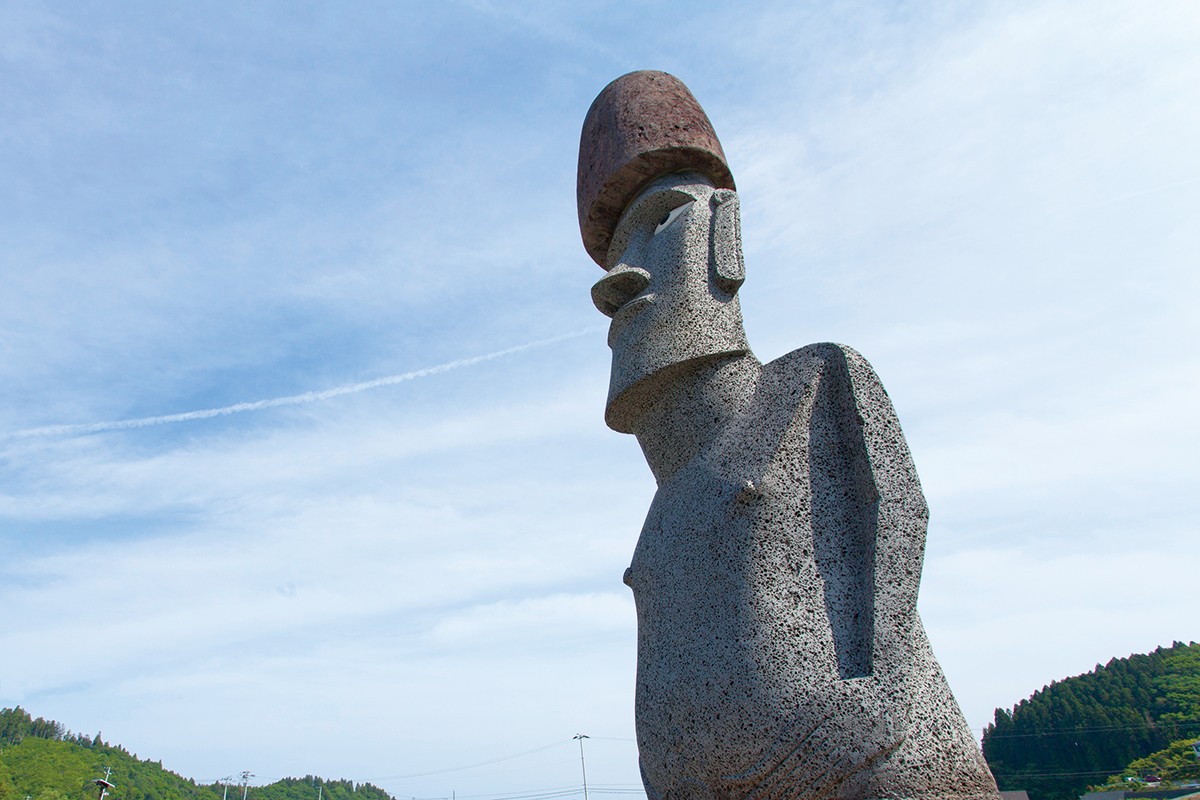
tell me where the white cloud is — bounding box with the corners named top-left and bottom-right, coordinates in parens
top-left (923, 538), bottom-right (1199, 737)
top-left (430, 592), bottom-right (633, 649)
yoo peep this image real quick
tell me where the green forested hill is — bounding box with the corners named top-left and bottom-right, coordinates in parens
top-left (982, 641), bottom-right (1200, 800)
top-left (249, 778), bottom-right (390, 800)
top-left (0, 708), bottom-right (392, 800)
top-left (1089, 737), bottom-right (1200, 791)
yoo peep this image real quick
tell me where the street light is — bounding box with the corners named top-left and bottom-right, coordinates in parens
top-left (573, 734), bottom-right (590, 800)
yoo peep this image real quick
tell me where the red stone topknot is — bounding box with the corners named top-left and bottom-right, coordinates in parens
top-left (577, 70), bottom-right (735, 267)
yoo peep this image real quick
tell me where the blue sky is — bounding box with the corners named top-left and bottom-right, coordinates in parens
top-left (2, 2), bottom-right (1198, 798)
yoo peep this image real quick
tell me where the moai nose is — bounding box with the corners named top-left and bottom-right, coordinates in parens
top-left (591, 266), bottom-right (651, 317)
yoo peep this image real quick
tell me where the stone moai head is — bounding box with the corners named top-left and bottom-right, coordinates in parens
top-left (577, 71), bottom-right (752, 432)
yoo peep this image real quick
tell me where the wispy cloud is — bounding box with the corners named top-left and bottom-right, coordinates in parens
top-left (8, 329), bottom-right (597, 440)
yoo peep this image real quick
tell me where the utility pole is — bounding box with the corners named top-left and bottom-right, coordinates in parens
top-left (573, 734), bottom-right (590, 800)
top-left (218, 776), bottom-right (234, 800)
top-left (240, 771), bottom-right (255, 800)
top-left (94, 766), bottom-right (115, 800)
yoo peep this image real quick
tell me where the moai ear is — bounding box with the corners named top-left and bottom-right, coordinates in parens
top-left (709, 189), bottom-right (745, 295)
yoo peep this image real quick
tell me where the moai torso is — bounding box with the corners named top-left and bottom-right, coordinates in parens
top-left (626, 345), bottom-right (927, 798)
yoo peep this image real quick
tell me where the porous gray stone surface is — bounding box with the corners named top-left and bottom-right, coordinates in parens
top-left (580, 73), bottom-right (1002, 800)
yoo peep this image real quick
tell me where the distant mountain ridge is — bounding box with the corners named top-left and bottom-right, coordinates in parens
top-left (0, 707), bottom-right (393, 800)
top-left (982, 641), bottom-right (1200, 800)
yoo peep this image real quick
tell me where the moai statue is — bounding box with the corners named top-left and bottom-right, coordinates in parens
top-left (577, 71), bottom-right (1001, 800)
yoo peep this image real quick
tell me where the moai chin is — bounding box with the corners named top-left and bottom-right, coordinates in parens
top-left (577, 70), bottom-right (1002, 800)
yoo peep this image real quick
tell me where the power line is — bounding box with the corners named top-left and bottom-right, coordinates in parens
top-left (447, 787), bottom-right (581, 800)
top-left (375, 740), bottom-right (573, 781)
top-left (983, 719), bottom-right (1200, 739)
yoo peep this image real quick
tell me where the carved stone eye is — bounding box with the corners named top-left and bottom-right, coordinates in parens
top-left (654, 201), bottom-right (693, 235)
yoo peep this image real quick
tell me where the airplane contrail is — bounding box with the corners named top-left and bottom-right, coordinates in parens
top-left (11, 328), bottom-right (597, 440)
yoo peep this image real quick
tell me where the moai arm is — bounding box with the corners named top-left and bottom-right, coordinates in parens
top-left (724, 341), bottom-right (928, 683)
top-left (700, 344), bottom-right (926, 797)
top-left (700, 343), bottom-right (998, 800)
top-left (760, 343), bottom-right (997, 800)
top-left (808, 343), bottom-right (928, 683)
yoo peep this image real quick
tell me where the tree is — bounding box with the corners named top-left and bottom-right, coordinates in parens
top-left (983, 641), bottom-right (1200, 800)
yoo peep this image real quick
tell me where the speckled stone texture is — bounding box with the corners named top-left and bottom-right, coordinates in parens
top-left (580, 75), bottom-right (1001, 800)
